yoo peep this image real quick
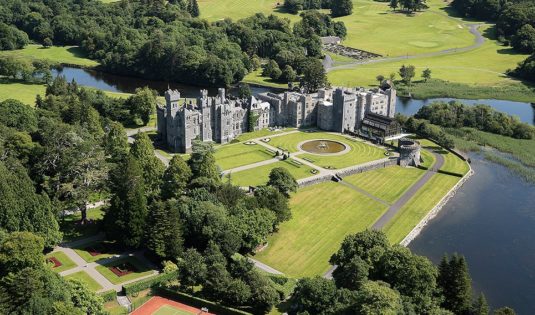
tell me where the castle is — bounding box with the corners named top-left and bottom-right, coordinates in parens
top-left (157, 86), bottom-right (400, 153)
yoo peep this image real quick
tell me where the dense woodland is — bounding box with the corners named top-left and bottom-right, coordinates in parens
top-left (0, 0), bottom-right (331, 87)
top-left (451, 0), bottom-right (535, 81)
top-left (283, 0), bottom-right (354, 17)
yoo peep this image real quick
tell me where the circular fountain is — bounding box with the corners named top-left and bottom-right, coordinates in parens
top-left (300, 139), bottom-right (347, 154)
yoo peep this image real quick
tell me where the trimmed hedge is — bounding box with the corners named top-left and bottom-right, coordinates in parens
top-left (98, 289), bottom-right (117, 302)
top-left (153, 287), bottom-right (252, 315)
top-left (123, 270), bottom-right (178, 295)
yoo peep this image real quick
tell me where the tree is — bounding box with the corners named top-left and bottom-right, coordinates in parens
top-left (146, 201), bottom-right (184, 260)
top-left (103, 121), bottom-right (129, 162)
top-left (422, 68), bottom-right (432, 82)
top-left (331, 0), bottom-right (353, 17)
top-left (0, 232), bottom-right (44, 276)
top-left (43, 37), bottom-right (53, 48)
top-left (178, 248), bottom-right (207, 291)
top-left (130, 132), bottom-right (165, 198)
top-left (330, 230), bottom-right (390, 267)
top-left (281, 65), bottom-right (297, 82)
top-left (67, 279), bottom-right (106, 315)
top-left (127, 87), bottom-right (157, 126)
top-left (352, 281), bottom-right (403, 315)
top-left (103, 156), bottom-right (148, 248)
top-left (188, 0), bottom-right (200, 17)
top-left (267, 167), bottom-right (298, 196)
top-left (493, 307), bottom-right (516, 315)
top-left (399, 64), bottom-right (416, 92)
top-left (188, 141), bottom-right (219, 181)
top-left (237, 83), bottom-right (252, 99)
top-left (302, 58), bottom-right (329, 92)
top-left (511, 24), bottom-right (535, 53)
top-left (0, 99), bottom-right (38, 133)
top-left (438, 254), bottom-right (472, 314)
top-left (263, 59), bottom-right (281, 79)
top-left (376, 74), bottom-right (385, 85)
top-left (161, 155), bottom-right (192, 200)
top-left (390, 0), bottom-right (399, 11)
top-left (292, 276), bottom-right (352, 314)
top-left (472, 293), bottom-right (489, 315)
top-left (332, 256), bottom-right (370, 290)
top-left (254, 186), bottom-right (292, 226)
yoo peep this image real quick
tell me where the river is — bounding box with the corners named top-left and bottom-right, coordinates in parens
top-left (53, 66), bottom-right (535, 125)
top-left (54, 66), bottom-right (535, 312)
top-left (409, 153), bottom-right (535, 314)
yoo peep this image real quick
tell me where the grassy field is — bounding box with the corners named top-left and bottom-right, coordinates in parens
top-left (214, 143), bottom-right (274, 170)
top-left (95, 256), bottom-right (154, 285)
top-left (416, 138), bottom-right (470, 175)
top-left (268, 131), bottom-right (386, 169)
top-left (254, 182), bottom-right (388, 277)
top-left (343, 166), bottom-right (425, 203)
top-left (227, 159), bottom-right (316, 187)
top-left (0, 79), bottom-right (130, 106)
top-left (198, 0), bottom-right (301, 23)
top-left (383, 173), bottom-right (460, 243)
top-left (73, 240), bottom-right (118, 263)
top-left (0, 45), bottom-right (98, 67)
top-left (243, 69), bottom-right (288, 89)
top-left (65, 271), bottom-right (103, 291)
top-left (46, 251), bottom-right (77, 273)
top-left (420, 149), bottom-right (436, 169)
top-left (328, 25), bottom-right (528, 87)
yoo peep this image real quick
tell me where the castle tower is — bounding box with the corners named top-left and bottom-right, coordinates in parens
top-left (386, 88), bottom-right (396, 118)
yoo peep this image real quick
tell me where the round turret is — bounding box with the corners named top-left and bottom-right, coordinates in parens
top-left (398, 138), bottom-right (421, 167)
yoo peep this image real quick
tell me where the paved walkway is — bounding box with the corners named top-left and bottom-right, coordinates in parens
top-left (249, 258), bottom-right (284, 275)
top-left (54, 235), bottom-right (159, 293)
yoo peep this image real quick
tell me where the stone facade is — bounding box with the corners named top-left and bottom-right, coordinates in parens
top-left (157, 86), bottom-right (397, 153)
top-left (398, 138), bottom-right (421, 167)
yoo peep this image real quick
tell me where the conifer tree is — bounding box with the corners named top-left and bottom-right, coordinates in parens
top-left (472, 293), bottom-right (490, 315)
top-left (438, 254), bottom-right (473, 314)
top-left (188, 141), bottom-right (219, 181)
top-left (161, 155), bottom-right (192, 200)
top-left (146, 201), bottom-right (184, 260)
top-left (130, 132), bottom-right (165, 198)
top-left (104, 156), bottom-right (148, 248)
top-left (188, 0), bottom-right (200, 17)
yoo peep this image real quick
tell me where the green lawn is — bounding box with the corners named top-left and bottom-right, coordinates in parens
top-left (227, 159), bottom-right (316, 187)
top-left (0, 45), bottom-right (99, 67)
top-left (0, 79), bottom-right (130, 106)
top-left (235, 128), bottom-right (295, 142)
top-left (65, 271), bottom-right (103, 291)
top-left (46, 251), bottom-right (77, 273)
top-left (243, 69), bottom-right (288, 89)
top-left (416, 138), bottom-right (470, 175)
top-left (95, 256), bottom-right (154, 285)
top-left (343, 166), bottom-right (425, 203)
top-left (60, 207), bottom-right (104, 243)
top-left (383, 173), bottom-right (461, 244)
top-left (199, 0), bottom-right (301, 23)
top-left (73, 240), bottom-right (119, 263)
top-left (268, 131), bottom-right (386, 169)
top-left (254, 182), bottom-right (388, 277)
top-left (214, 143), bottom-right (274, 170)
top-left (420, 149), bottom-right (436, 169)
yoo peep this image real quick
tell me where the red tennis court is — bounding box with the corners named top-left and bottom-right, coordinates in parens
top-left (131, 296), bottom-right (215, 315)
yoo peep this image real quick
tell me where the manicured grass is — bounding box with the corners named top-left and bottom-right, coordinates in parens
top-left (95, 256), bottom-right (154, 285)
top-left (65, 271), bottom-right (103, 291)
top-left (60, 207), bottom-right (104, 243)
top-left (254, 182), bottom-right (388, 277)
top-left (235, 128), bottom-right (295, 142)
top-left (269, 131), bottom-right (386, 169)
top-left (73, 240), bottom-right (118, 263)
top-left (198, 0), bottom-right (301, 23)
top-left (328, 25), bottom-right (528, 87)
top-left (214, 143), bottom-right (274, 170)
top-left (383, 173), bottom-right (460, 244)
top-left (243, 69), bottom-right (288, 89)
top-left (420, 149), bottom-right (436, 169)
top-left (0, 45), bottom-right (99, 67)
top-left (227, 159), bottom-right (316, 187)
top-left (416, 138), bottom-right (469, 175)
top-left (46, 251), bottom-right (77, 273)
top-left (343, 166), bottom-right (425, 203)
top-left (0, 79), bottom-right (130, 106)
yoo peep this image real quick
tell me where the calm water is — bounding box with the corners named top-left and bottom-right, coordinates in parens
top-left (53, 67), bottom-right (535, 124)
top-left (409, 154), bottom-right (535, 314)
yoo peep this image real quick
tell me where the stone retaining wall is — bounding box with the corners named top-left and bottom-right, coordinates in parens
top-left (298, 174), bottom-right (333, 188)
top-left (400, 167), bottom-right (474, 246)
top-left (336, 158), bottom-right (398, 178)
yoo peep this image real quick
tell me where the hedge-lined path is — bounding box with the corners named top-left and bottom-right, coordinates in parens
top-left (54, 235), bottom-right (159, 293)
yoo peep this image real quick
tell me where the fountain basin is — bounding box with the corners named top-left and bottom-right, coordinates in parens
top-left (299, 139), bottom-right (348, 155)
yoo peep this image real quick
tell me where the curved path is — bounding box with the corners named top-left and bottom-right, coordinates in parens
top-left (326, 23), bottom-right (484, 72)
top-left (323, 149), bottom-right (445, 279)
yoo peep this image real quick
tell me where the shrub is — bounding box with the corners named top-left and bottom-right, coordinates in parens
top-left (99, 290), bottom-right (117, 302)
top-left (123, 270), bottom-right (178, 295)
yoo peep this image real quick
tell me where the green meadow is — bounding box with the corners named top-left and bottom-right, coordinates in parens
top-left (0, 45), bottom-right (98, 67)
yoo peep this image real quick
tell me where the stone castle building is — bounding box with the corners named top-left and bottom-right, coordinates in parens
top-left (157, 86), bottom-right (399, 153)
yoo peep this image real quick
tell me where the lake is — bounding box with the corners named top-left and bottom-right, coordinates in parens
top-left (53, 67), bottom-right (535, 125)
top-left (409, 153), bottom-right (535, 314)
